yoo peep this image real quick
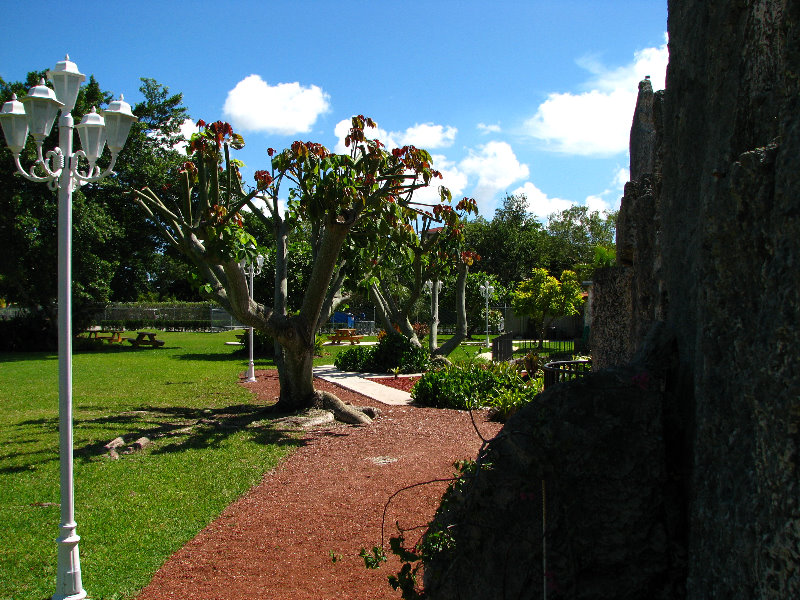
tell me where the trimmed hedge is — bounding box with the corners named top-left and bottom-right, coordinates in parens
top-left (334, 333), bottom-right (429, 373)
top-left (98, 319), bottom-right (211, 331)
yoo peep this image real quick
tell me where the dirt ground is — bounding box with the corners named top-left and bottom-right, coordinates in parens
top-left (134, 370), bottom-right (501, 599)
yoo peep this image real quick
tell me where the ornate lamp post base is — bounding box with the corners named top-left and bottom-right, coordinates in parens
top-left (53, 525), bottom-right (86, 600)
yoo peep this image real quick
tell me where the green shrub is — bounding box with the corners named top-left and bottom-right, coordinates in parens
top-left (371, 333), bottom-right (429, 373)
top-left (487, 380), bottom-right (543, 421)
top-left (236, 328), bottom-right (275, 358)
top-left (99, 319), bottom-right (125, 330)
top-left (334, 345), bottom-right (375, 372)
top-left (0, 313), bottom-right (56, 352)
top-left (334, 333), bottom-right (429, 373)
top-left (412, 361), bottom-right (539, 414)
top-left (412, 363), bottom-right (504, 409)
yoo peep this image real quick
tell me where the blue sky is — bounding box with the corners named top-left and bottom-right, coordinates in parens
top-left (0, 0), bottom-right (667, 221)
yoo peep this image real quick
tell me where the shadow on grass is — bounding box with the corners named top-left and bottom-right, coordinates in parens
top-left (171, 352), bottom-right (251, 362)
top-left (0, 352), bottom-right (58, 363)
top-left (3, 404), bottom-right (304, 474)
top-left (73, 403), bottom-right (305, 459)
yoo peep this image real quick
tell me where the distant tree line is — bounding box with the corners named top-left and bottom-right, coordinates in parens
top-left (0, 70), bottom-right (616, 352)
top-left (0, 70), bottom-right (200, 344)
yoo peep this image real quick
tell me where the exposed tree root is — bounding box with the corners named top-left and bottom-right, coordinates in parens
top-left (272, 410), bottom-right (336, 429)
top-left (314, 389), bottom-right (378, 425)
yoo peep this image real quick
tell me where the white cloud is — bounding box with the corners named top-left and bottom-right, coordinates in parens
top-left (580, 40), bottom-right (668, 93)
top-left (223, 74), bottom-right (330, 135)
top-left (412, 154), bottom-right (468, 205)
top-left (524, 37), bottom-right (668, 156)
top-left (460, 141), bottom-right (529, 214)
top-left (514, 162), bottom-right (629, 222)
top-left (512, 181), bottom-right (573, 222)
top-left (612, 165), bottom-right (629, 190)
top-left (173, 118), bottom-right (200, 154)
top-left (585, 194), bottom-right (613, 214)
top-left (477, 122), bottom-right (501, 134)
top-left (396, 123), bottom-right (457, 148)
top-left (332, 118), bottom-right (456, 153)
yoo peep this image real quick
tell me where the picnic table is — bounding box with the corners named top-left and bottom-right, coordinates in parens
top-left (127, 331), bottom-right (165, 348)
top-left (328, 328), bottom-right (365, 345)
top-left (81, 326), bottom-right (125, 343)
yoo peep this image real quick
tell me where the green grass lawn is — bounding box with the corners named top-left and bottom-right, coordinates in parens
top-left (0, 330), bottom-right (520, 599)
top-left (0, 330), bottom-right (298, 600)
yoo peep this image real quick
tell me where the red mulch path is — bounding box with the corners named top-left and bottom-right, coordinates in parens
top-left (367, 376), bottom-right (421, 393)
top-left (135, 370), bottom-right (501, 600)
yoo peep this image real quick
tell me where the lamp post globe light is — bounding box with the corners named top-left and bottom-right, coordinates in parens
top-left (240, 254), bottom-right (264, 382)
top-left (0, 56), bottom-right (137, 600)
top-left (479, 280), bottom-right (495, 348)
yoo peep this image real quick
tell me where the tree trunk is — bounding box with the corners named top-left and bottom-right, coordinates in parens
top-left (270, 221), bottom-right (373, 424)
top-left (275, 336), bottom-right (373, 424)
top-left (369, 281), bottom-right (422, 348)
top-left (436, 263), bottom-right (469, 356)
top-left (275, 339), bottom-right (316, 411)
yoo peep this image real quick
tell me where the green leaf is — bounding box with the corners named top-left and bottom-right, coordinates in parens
top-left (229, 133), bottom-right (245, 150)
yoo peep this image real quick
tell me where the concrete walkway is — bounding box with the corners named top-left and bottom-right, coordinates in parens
top-left (313, 364), bottom-right (413, 405)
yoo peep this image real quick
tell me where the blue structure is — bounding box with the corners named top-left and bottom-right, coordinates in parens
top-left (331, 311), bottom-right (354, 328)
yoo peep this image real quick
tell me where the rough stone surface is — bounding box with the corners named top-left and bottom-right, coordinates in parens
top-left (425, 329), bottom-right (686, 600)
top-left (661, 2), bottom-right (800, 597)
top-left (589, 266), bottom-right (633, 369)
top-left (629, 77), bottom-right (657, 181)
top-left (593, 77), bottom-right (665, 370)
top-left (424, 1), bottom-right (799, 598)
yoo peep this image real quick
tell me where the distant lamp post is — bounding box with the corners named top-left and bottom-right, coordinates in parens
top-left (240, 254), bottom-right (264, 382)
top-left (0, 56), bottom-right (136, 600)
top-left (424, 279), bottom-right (443, 353)
top-left (479, 280), bottom-right (495, 347)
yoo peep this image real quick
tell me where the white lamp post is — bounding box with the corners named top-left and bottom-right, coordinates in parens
top-left (0, 56), bottom-right (136, 600)
top-left (479, 280), bottom-right (495, 348)
top-left (240, 254), bottom-right (264, 382)
top-left (424, 279), bottom-right (443, 353)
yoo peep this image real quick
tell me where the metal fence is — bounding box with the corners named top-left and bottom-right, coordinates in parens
top-left (542, 359), bottom-right (592, 389)
top-left (513, 338), bottom-right (581, 356)
top-left (491, 331), bottom-right (515, 362)
top-left (97, 303), bottom-right (240, 331)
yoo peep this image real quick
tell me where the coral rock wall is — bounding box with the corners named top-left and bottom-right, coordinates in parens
top-left (424, 1), bottom-right (799, 598)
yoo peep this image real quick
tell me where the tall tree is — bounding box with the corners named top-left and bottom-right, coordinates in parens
top-left (133, 117), bottom-right (454, 422)
top-left (100, 78), bottom-right (195, 301)
top-left (0, 71), bottom-right (116, 331)
top-left (0, 73), bottom-right (195, 338)
top-left (511, 268), bottom-right (583, 346)
top-left (464, 193), bottom-right (548, 289)
top-left (353, 196), bottom-right (478, 356)
top-left (545, 205), bottom-right (617, 276)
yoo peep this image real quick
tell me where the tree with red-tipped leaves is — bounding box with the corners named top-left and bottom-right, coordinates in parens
top-left (132, 116), bottom-right (455, 423)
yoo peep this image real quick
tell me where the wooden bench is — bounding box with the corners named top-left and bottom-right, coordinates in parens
top-left (80, 327), bottom-right (125, 343)
top-left (127, 331), bottom-right (165, 348)
top-left (99, 330), bottom-right (125, 343)
top-left (328, 328), bottom-right (365, 345)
